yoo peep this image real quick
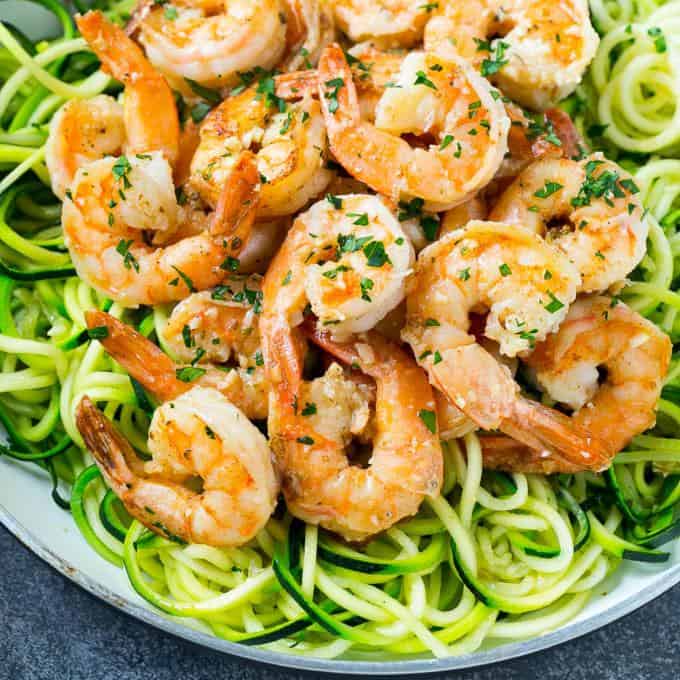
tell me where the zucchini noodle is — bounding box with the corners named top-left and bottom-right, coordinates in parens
top-left (1, 0), bottom-right (680, 661)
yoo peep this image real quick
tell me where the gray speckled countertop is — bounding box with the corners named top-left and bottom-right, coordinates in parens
top-left (2, 525), bottom-right (679, 680)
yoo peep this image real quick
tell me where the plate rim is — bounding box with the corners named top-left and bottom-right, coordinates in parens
top-left (3, 500), bottom-right (680, 675)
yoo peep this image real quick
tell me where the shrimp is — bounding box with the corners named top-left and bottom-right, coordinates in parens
top-left (261, 318), bottom-right (443, 541)
top-left (402, 220), bottom-right (612, 468)
top-left (280, 0), bottom-right (335, 71)
top-left (76, 388), bottom-right (279, 546)
top-left (331, 0), bottom-right (431, 48)
top-left (499, 104), bottom-right (584, 180)
top-left (439, 196), bottom-right (488, 238)
top-left (162, 283), bottom-right (262, 367)
top-left (45, 96), bottom-right (126, 201)
top-left (423, 0), bottom-right (599, 111)
top-left (131, 0), bottom-right (287, 90)
top-left (77, 12), bottom-right (179, 167)
top-left (189, 87), bottom-right (332, 218)
top-left (63, 152), bottom-right (259, 306)
top-left (263, 194), bottom-right (414, 340)
top-left (481, 296), bottom-right (671, 473)
top-left (489, 155), bottom-right (647, 293)
top-left (86, 308), bottom-right (269, 420)
top-left (318, 44), bottom-right (509, 211)
top-left (274, 44), bottom-right (405, 123)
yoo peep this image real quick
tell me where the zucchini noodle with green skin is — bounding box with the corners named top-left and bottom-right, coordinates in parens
top-left (2, 0), bottom-right (680, 660)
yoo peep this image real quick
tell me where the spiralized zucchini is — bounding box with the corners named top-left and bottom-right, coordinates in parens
top-left (2, 0), bottom-right (680, 660)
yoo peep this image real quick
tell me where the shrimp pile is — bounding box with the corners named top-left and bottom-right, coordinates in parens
top-left (54, 5), bottom-right (670, 546)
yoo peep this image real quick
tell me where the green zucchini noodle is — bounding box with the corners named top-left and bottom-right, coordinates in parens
top-left (2, 0), bottom-right (680, 660)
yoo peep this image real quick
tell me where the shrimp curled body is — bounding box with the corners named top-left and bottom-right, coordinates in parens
top-left (424, 0), bottom-right (599, 111)
top-left (403, 220), bottom-right (611, 468)
top-left (482, 296), bottom-right (671, 473)
top-left (134, 0), bottom-right (287, 90)
top-left (76, 388), bottom-right (279, 546)
top-left (318, 44), bottom-right (509, 211)
top-left (490, 155), bottom-right (647, 293)
top-left (260, 195), bottom-right (441, 540)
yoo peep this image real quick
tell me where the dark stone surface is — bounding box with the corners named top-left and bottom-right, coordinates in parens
top-left (1, 524), bottom-right (678, 680)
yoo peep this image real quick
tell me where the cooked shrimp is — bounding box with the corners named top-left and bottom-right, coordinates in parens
top-left (63, 152), bottom-right (259, 306)
top-left (403, 220), bottom-right (611, 468)
top-left (479, 435), bottom-right (583, 474)
top-left (481, 296), bottom-right (671, 473)
top-left (189, 88), bottom-right (332, 218)
top-left (489, 155), bottom-right (647, 292)
top-left (77, 11), bottom-right (179, 167)
top-left (76, 388), bottom-right (278, 546)
top-left (45, 95), bottom-right (126, 201)
top-left (162, 282), bottom-right (262, 367)
top-left (332, 0), bottom-right (430, 48)
top-left (423, 0), bottom-right (599, 111)
top-left (86, 308), bottom-right (269, 420)
top-left (260, 318), bottom-right (442, 541)
top-left (280, 0), bottom-right (335, 71)
top-left (275, 44), bottom-right (405, 122)
top-left (132, 0), bottom-right (287, 90)
top-left (318, 44), bottom-right (509, 210)
top-left (262, 194), bottom-right (414, 340)
top-left (527, 296), bottom-right (671, 457)
top-left (500, 104), bottom-right (583, 179)
top-left (439, 196), bottom-right (488, 237)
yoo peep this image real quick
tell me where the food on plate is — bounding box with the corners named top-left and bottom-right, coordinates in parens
top-left (3, 0), bottom-right (680, 660)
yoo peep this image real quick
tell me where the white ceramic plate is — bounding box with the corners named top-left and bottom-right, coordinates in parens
top-left (3, 2), bottom-right (680, 674)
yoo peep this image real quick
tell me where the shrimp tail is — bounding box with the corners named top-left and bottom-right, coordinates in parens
top-left (479, 435), bottom-right (585, 474)
top-left (505, 399), bottom-right (614, 472)
top-left (433, 344), bottom-right (612, 471)
top-left (85, 310), bottom-right (186, 402)
top-left (76, 11), bottom-right (179, 165)
top-left (76, 395), bottom-right (193, 542)
top-left (209, 151), bottom-right (260, 248)
top-left (76, 396), bottom-right (138, 488)
top-left (275, 69), bottom-right (319, 100)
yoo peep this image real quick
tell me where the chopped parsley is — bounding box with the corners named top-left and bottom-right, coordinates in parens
top-left (421, 215), bottom-right (439, 241)
top-left (360, 277), bottom-right (374, 301)
top-left (480, 41), bottom-right (509, 77)
top-left (326, 193), bottom-right (343, 209)
top-left (182, 324), bottom-right (194, 348)
top-left (440, 134), bottom-right (454, 150)
top-left (414, 70), bottom-right (437, 89)
top-left (301, 402), bottom-right (317, 416)
top-left (221, 256), bottom-right (240, 273)
top-left (338, 233), bottom-right (372, 253)
top-left (348, 211), bottom-right (369, 226)
top-left (534, 181), bottom-right (564, 199)
top-left (363, 240), bottom-right (391, 267)
top-left (175, 366), bottom-right (206, 382)
top-left (324, 77), bottom-right (344, 114)
top-left (322, 264), bottom-right (350, 279)
top-left (171, 266), bottom-right (195, 292)
top-left (544, 292), bottom-right (565, 314)
top-left (185, 78), bottom-right (221, 104)
top-left (112, 156), bottom-right (132, 189)
top-left (115, 239), bottom-right (139, 272)
top-left (418, 409), bottom-right (437, 434)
